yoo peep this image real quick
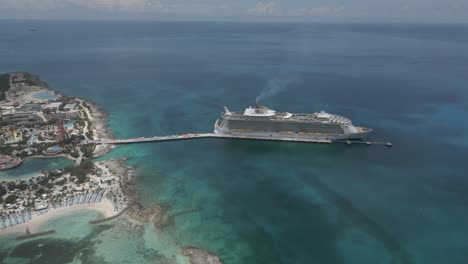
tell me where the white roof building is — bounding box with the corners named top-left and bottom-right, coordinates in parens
top-left (43, 102), bottom-right (62, 109)
top-left (64, 103), bottom-right (77, 110)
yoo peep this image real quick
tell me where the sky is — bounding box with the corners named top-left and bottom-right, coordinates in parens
top-left (0, 0), bottom-right (467, 22)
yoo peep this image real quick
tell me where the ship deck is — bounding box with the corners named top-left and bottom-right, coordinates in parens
top-left (224, 112), bottom-right (352, 125)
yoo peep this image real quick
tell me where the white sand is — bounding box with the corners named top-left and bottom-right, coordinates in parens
top-left (0, 198), bottom-right (116, 236)
top-left (6, 85), bottom-right (59, 104)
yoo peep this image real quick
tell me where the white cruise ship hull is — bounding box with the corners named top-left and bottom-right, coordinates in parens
top-left (214, 105), bottom-right (373, 141)
top-left (214, 119), bottom-right (371, 141)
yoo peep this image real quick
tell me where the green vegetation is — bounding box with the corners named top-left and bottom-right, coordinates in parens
top-left (16, 150), bottom-right (33, 158)
top-left (81, 143), bottom-right (96, 158)
top-left (55, 177), bottom-right (67, 185)
top-left (33, 142), bottom-right (56, 154)
top-left (36, 176), bottom-right (49, 187)
top-left (0, 119), bottom-right (8, 126)
top-left (0, 145), bottom-right (15, 155)
top-left (12, 78), bottom-right (38, 86)
top-left (4, 194), bottom-right (17, 204)
top-left (85, 130), bottom-right (94, 139)
top-left (65, 160), bottom-right (94, 184)
top-left (0, 186), bottom-right (7, 197)
top-left (76, 119), bottom-right (85, 127)
top-left (35, 188), bottom-right (46, 197)
top-left (70, 151), bottom-right (79, 159)
top-left (62, 134), bottom-right (84, 147)
top-left (7, 181), bottom-right (28, 191)
top-left (0, 73), bottom-right (10, 101)
top-left (48, 170), bottom-right (64, 178)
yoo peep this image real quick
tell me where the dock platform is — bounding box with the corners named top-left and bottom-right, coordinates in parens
top-left (16, 230), bottom-right (56, 240)
top-left (84, 133), bottom-right (391, 147)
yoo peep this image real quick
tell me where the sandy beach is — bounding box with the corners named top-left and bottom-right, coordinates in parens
top-left (0, 198), bottom-right (115, 236)
top-left (4, 72), bottom-right (60, 104)
top-left (7, 87), bottom-right (58, 104)
top-left (0, 158), bottom-right (131, 237)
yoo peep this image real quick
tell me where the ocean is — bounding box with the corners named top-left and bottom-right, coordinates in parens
top-left (1, 20), bottom-right (468, 264)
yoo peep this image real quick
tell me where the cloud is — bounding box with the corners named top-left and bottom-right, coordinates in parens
top-left (287, 6), bottom-right (345, 17)
top-left (1, 0), bottom-right (58, 10)
top-left (245, 3), bottom-right (346, 18)
top-left (65, 0), bottom-right (162, 12)
top-left (1, 0), bottom-right (149, 11)
top-left (0, 0), bottom-right (229, 15)
top-left (1, 0), bottom-right (467, 22)
top-left (247, 2), bottom-right (276, 15)
top-left (161, 3), bottom-right (229, 15)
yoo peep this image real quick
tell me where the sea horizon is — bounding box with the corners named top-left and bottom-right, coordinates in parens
top-left (2, 18), bottom-right (468, 25)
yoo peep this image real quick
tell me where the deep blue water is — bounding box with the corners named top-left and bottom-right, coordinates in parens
top-left (1, 20), bottom-right (468, 264)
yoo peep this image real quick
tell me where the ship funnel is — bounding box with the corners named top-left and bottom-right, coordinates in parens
top-left (223, 106), bottom-right (232, 116)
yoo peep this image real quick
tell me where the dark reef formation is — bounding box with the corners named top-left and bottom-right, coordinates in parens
top-left (183, 247), bottom-right (223, 264)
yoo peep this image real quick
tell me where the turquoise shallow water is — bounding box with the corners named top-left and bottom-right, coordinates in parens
top-left (0, 158), bottom-right (73, 181)
top-left (32, 91), bottom-right (57, 100)
top-left (1, 21), bottom-right (468, 264)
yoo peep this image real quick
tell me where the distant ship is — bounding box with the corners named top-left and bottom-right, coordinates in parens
top-left (214, 105), bottom-right (372, 140)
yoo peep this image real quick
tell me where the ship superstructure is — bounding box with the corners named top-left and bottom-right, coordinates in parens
top-left (214, 105), bottom-right (371, 140)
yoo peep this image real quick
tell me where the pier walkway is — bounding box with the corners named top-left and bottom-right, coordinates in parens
top-left (84, 133), bottom-right (392, 147)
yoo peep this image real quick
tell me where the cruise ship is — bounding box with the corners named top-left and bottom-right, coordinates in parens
top-left (214, 105), bottom-right (372, 140)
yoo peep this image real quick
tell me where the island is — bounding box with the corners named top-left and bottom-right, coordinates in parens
top-left (0, 72), bottom-right (223, 264)
top-left (0, 72), bottom-right (112, 164)
top-left (0, 72), bottom-right (127, 233)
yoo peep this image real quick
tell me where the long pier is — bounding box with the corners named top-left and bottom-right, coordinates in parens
top-left (84, 133), bottom-right (392, 147)
top-left (89, 207), bottom-right (128, 225)
top-left (16, 230), bottom-right (56, 240)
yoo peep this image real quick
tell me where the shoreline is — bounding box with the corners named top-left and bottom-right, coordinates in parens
top-left (73, 96), bottom-right (115, 158)
top-left (85, 100), bottom-right (115, 157)
top-left (24, 154), bottom-right (75, 161)
top-left (0, 198), bottom-right (115, 236)
top-left (1, 158), bottom-right (130, 235)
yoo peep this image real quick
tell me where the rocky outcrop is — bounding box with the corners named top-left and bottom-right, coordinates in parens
top-left (126, 201), bottom-right (172, 229)
top-left (183, 247), bottom-right (223, 264)
top-left (11, 72), bottom-right (49, 88)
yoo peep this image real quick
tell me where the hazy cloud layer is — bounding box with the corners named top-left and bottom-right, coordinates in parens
top-left (247, 2), bottom-right (276, 15)
top-left (0, 0), bottom-right (467, 22)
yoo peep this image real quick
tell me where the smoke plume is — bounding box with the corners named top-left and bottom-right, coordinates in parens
top-left (256, 78), bottom-right (292, 103)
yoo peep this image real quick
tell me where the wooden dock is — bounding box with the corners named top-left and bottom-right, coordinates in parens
top-left (84, 133), bottom-right (392, 147)
top-left (16, 230), bottom-right (56, 240)
top-left (89, 207), bottom-right (128, 225)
